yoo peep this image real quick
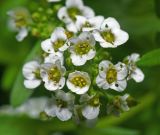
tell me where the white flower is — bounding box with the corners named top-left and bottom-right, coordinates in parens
top-left (58, 0), bottom-right (95, 24)
top-left (119, 94), bottom-right (130, 111)
top-left (40, 60), bottom-right (66, 91)
top-left (44, 52), bottom-right (64, 65)
top-left (67, 71), bottom-right (91, 94)
top-left (93, 17), bottom-right (129, 48)
top-left (7, 8), bottom-right (31, 41)
top-left (45, 90), bottom-right (75, 121)
top-left (96, 60), bottom-right (128, 92)
top-left (80, 94), bottom-right (100, 120)
top-left (41, 27), bottom-right (70, 54)
top-left (0, 97), bottom-right (48, 118)
top-left (69, 32), bottom-right (96, 66)
top-left (74, 15), bottom-right (104, 32)
top-left (124, 53), bottom-right (144, 82)
top-left (22, 61), bottom-right (41, 89)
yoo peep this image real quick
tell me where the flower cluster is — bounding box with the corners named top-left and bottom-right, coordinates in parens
top-left (18, 0), bottom-right (145, 122)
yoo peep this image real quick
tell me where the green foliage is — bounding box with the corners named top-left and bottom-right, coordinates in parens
top-left (137, 49), bottom-right (160, 67)
top-left (10, 41), bottom-right (41, 107)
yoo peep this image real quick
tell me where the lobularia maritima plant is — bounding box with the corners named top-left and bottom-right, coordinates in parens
top-left (8, 0), bottom-right (144, 122)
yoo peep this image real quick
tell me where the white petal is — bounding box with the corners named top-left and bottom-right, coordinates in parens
top-left (22, 61), bottom-right (40, 80)
top-left (82, 106), bottom-right (99, 120)
top-left (75, 85), bottom-right (89, 95)
top-left (96, 75), bottom-right (109, 89)
top-left (80, 94), bottom-right (90, 103)
top-left (51, 27), bottom-right (67, 42)
top-left (45, 105), bottom-right (57, 117)
top-left (99, 60), bottom-right (112, 77)
top-left (88, 16), bottom-right (104, 30)
top-left (113, 28), bottom-right (129, 46)
top-left (75, 16), bottom-right (87, 31)
top-left (129, 53), bottom-right (140, 62)
top-left (57, 7), bottom-right (71, 23)
top-left (66, 23), bottom-right (78, 33)
top-left (41, 39), bottom-right (55, 54)
top-left (44, 81), bottom-right (59, 91)
top-left (131, 68), bottom-right (144, 83)
top-left (58, 77), bottom-right (66, 89)
top-left (70, 54), bottom-right (87, 66)
top-left (100, 41), bottom-right (116, 48)
top-left (93, 30), bottom-right (106, 42)
top-left (56, 108), bottom-right (72, 121)
top-left (67, 80), bottom-right (79, 93)
top-left (59, 43), bottom-right (69, 52)
top-left (16, 27), bottom-right (28, 42)
top-left (44, 53), bottom-right (64, 65)
top-left (48, 0), bottom-right (61, 2)
top-left (82, 6), bottom-right (95, 18)
top-left (115, 62), bottom-right (128, 80)
top-left (110, 80), bottom-right (127, 92)
top-left (24, 79), bottom-right (41, 89)
top-left (66, 0), bottom-right (84, 9)
top-left (79, 32), bottom-right (96, 45)
top-left (86, 49), bottom-right (96, 60)
top-left (101, 17), bottom-right (120, 30)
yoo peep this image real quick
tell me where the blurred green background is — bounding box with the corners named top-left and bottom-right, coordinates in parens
top-left (0, 0), bottom-right (160, 135)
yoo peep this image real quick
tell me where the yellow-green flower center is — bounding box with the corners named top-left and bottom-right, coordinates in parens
top-left (101, 30), bottom-right (115, 44)
top-left (75, 42), bottom-right (91, 55)
top-left (67, 7), bottom-right (81, 21)
top-left (48, 66), bottom-right (61, 83)
top-left (106, 68), bottom-right (117, 84)
top-left (83, 22), bottom-right (92, 28)
top-left (89, 97), bottom-right (100, 107)
top-left (70, 76), bottom-right (87, 88)
top-left (65, 31), bottom-right (74, 39)
top-left (56, 99), bottom-right (67, 108)
top-left (53, 40), bottom-right (65, 52)
top-left (33, 69), bottom-right (41, 79)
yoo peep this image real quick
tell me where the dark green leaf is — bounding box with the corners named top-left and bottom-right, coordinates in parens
top-left (10, 41), bottom-right (41, 107)
top-left (137, 49), bottom-right (160, 67)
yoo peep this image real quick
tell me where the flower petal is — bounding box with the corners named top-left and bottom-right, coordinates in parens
top-left (56, 108), bottom-right (72, 121)
top-left (96, 75), bottom-right (109, 89)
top-left (70, 54), bottom-right (87, 66)
top-left (82, 105), bottom-right (100, 120)
top-left (66, 0), bottom-right (84, 9)
top-left (110, 80), bottom-right (127, 92)
top-left (66, 22), bottom-right (78, 33)
top-left (16, 27), bottom-right (28, 42)
top-left (24, 79), bottom-right (41, 89)
top-left (82, 6), bottom-right (95, 18)
top-left (115, 62), bottom-right (128, 80)
top-left (93, 30), bottom-right (106, 42)
top-left (41, 39), bottom-right (55, 54)
top-left (129, 53), bottom-right (140, 62)
top-left (101, 17), bottom-right (120, 30)
top-left (57, 7), bottom-right (71, 23)
top-left (113, 28), bottom-right (129, 46)
top-left (131, 68), bottom-right (144, 83)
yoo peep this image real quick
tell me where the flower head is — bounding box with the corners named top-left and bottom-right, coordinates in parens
top-left (124, 53), bottom-right (144, 82)
top-left (69, 32), bottom-right (96, 66)
top-left (67, 71), bottom-right (91, 94)
top-left (7, 7), bottom-right (31, 41)
top-left (96, 60), bottom-right (128, 92)
top-left (22, 61), bottom-right (41, 89)
top-left (58, 0), bottom-right (95, 24)
top-left (45, 90), bottom-right (75, 121)
top-left (41, 27), bottom-right (70, 54)
top-left (93, 17), bottom-right (129, 48)
top-left (80, 94), bottom-right (100, 120)
top-left (40, 60), bottom-right (66, 91)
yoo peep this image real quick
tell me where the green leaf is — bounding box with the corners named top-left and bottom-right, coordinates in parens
top-left (10, 41), bottom-right (41, 107)
top-left (137, 49), bottom-right (160, 67)
top-left (0, 115), bottom-right (75, 135)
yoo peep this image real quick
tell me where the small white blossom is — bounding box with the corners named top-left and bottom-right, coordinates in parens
top-left (80, 94), bottom-right (100, 120)
top-left (124, 53), bottom-right (144, 82)
top-left (93, 17), bottom-right (129, 48)
top-left (40, 60), bottom-right (66, 91)
top-left (119, 94), bottom-right (130, 111)
top-left (69, 32), bottom-right (96, 66)
top-left (45, 90), bottom-right (75, 121)
top-left (44, 52), bottom-right (64, 65)
top-left (7, 8), bottom-right (31, 41)
top-left (22, 61), bottom-right (41, 89)
top-left (58, 0), bottom-right (95, 24)
top-left (67, 71), bottom-right (91, 95)
top-left (74, 15), bottom-right (104, 32)
top-left (0, 97), bottom-right (48, 118)
top-left (96, 60), bottom-right (128, 92)
top-left (41, 27), bottom-right (70, 54)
